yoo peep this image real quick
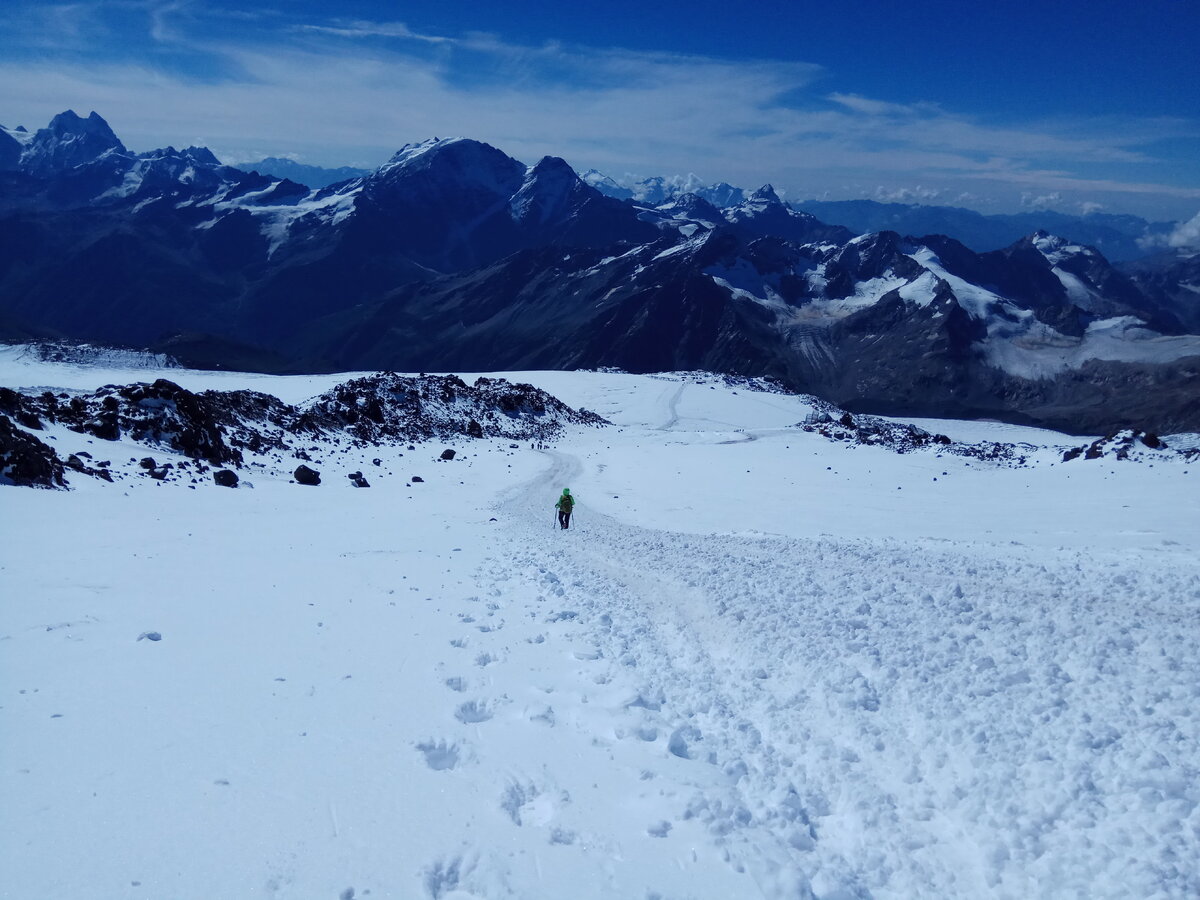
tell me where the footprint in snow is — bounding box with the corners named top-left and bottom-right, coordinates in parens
top-left (416, 739), bottom-right (461, 771)
top-left (455, 700), bottom-right (493, 724)
top-left (647, 820), bottom-right (672, 838)
top-left (444, 676), bottom-right (467, 692)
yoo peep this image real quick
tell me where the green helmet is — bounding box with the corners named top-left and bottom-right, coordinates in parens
top-left (562, 488), bottom-right (571, 494)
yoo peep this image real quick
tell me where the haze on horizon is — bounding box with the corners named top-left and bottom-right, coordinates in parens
top-left (3, 0), bottom-right (1199, 221)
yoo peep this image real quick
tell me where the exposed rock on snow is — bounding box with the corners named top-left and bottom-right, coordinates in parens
top-left (0, 371), bottom-right (608, 488)
top-left (0, 413), bottom-right (66, 488)
top-left (300, 373), bottom-right (608, 445)
top-left (213, 469), bottom-right (239, 487)
top-left (293, 464), bottom-right (321, 486)
top-left (1060, 429), bottom-right (1192, 462)
top-left (798, 406), bottom-right (1034, 466)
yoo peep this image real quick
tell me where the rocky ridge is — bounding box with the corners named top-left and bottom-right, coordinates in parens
top-left (0, 373), bottom-right (607, 489)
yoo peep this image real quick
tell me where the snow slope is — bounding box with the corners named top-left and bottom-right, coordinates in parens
top-left (2, 357), bottom-right (1198, 899)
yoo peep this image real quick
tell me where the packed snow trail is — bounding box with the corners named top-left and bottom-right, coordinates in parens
top-left (475, 447), bottom-right (1200, 899)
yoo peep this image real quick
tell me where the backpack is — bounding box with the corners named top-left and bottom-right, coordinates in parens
top-left (559, 494), bottom-right (574, 512)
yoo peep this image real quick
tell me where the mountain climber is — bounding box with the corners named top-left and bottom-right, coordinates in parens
top-left (555, 488), bottom-right (575, 529)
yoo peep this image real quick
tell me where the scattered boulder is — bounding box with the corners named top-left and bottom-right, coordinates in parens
top-left (348, 471), bottom-right (370, 488)
top-left (440, 448), bottom-right (456, 460)
top-left (213, 469), bottom-right (239, 488)
top-left (411, 475), bottom-right (424, 483)
top-left (137, 631), bottom-right (162, 642)
top-left (294, 464), bottom-right (321, 485)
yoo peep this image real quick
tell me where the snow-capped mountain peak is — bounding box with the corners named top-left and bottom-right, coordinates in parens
top-left (1028, 230), bottom-right (1099, 265)
top-left (510, 156), bottom-right (586, 225)
top-left (745, 183), bottom-right (784, 207)
top-left (21, 109), bottom-right (127, 176)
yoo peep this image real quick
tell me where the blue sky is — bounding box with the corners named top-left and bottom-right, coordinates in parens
top-left (3, 0), bottom-right (1199, 219)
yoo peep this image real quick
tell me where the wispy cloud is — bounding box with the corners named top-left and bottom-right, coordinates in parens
top-left (294, 19), bottom-right (452, 43)
top-left (2, 5), bottom-right (1197, 217)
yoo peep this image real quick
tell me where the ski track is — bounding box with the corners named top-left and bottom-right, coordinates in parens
top-left (462, 447), bottom-right (1200, 899)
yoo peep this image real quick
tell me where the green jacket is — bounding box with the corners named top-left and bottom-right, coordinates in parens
top-left (556, 493), bottom-right (575, 511)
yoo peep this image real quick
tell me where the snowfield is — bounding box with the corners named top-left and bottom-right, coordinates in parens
top-left (2, 353), bottom-right (1199, 899)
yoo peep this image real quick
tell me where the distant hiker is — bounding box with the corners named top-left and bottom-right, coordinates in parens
top-left (555, 488), bottom-right (575, 529)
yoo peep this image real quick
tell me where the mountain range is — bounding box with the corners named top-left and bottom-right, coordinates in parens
top-left (579, 173), bottom-right (1177, 263)
top-left (1, 110), bottom-right (1198, 433)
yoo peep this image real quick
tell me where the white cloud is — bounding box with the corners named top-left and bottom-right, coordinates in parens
top-left (1167, 211), bottom-right (1200, 251)
top-left (1022, 192), bottom-right (1063, 209)
top-left (874, 185), bottom-right (944, 203)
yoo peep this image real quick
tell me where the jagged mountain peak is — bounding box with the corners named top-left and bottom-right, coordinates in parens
top-left (1026, 230), bottom-right (1099, 263)
top-left (579, 168), bottom-right (634, 200)
top-left (510, 156), bottom-right (588, 225)
top-left (21, 109), bottom-right (128, 176)
top-left (526, 155), bottom-right (578, 178)
top-left (46, 109), bottom-right (117, 136)
top-left (746, 184), bottom-right (784, 205)
top-left (656, 192), bottom-right (724, 223)
top-left (184, 145), bottom-right (221, 167)
top-left (137, 145), bottom-right (220, 166)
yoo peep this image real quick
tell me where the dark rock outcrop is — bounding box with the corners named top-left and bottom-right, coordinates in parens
top-left (0, 413), bottom-right (66, 488)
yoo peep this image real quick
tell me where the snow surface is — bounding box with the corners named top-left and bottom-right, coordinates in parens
top-left (3, 357), bottom-right (1199, 899)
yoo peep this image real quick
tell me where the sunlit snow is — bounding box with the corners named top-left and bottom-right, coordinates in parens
top-left (2, 353), bottom-right (1198, 899)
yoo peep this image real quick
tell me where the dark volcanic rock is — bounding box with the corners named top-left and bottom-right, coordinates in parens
top-left (798, 404), bottom-right (1028, 466)
top-left (0, 369), bottom-right (610, 487)
top-left (4, 377), bottom-right (299, 466)
top-left (301, 373), bottom-right (608, 444)
top-left (440, 448), bottom-right (456, 460)
top-left (294, 464), bottom-right (320, 485)
top-left (213, 468), bottom-right (239, 487)
top-left (0, 413), bottom-right (66, 488)
top-left (348, 471), bottom-right (370, 488)
top-left (1061, 429), bottom-right (1174, 462)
